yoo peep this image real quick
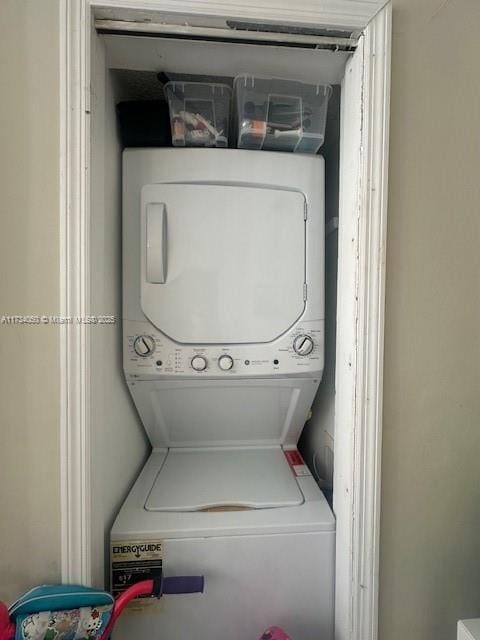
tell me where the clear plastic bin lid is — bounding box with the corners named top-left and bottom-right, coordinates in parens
top-left (234, 75), bottom-right (332, 154)
top-left (164, 81), bottom-right (232, 148)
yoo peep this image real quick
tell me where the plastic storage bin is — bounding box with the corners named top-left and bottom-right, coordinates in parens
top-left (234, 75), bottom-right (332, 153)
top-left (164, 82), bottom-right (232, 148)
top-left (116, 101), bottom-right (171, 148)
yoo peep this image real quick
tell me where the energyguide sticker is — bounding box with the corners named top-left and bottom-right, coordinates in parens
top-left (111, 539), bottom-right (163, 611)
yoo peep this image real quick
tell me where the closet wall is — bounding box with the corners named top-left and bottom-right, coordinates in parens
top-left (299, 87), bottom-right (340, 489)
top-left (89, 31), bottom-right (150, 588)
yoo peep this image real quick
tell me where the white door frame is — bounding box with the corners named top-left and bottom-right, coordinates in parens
top-left (333, 12), bottom-right (391, 640)
top-left (59, 2), bottom-right (391, 639)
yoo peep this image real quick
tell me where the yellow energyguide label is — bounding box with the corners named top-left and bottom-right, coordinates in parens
top-left (111, 539), bottom-right (163, 611)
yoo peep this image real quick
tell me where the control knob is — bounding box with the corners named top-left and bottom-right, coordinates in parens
top-left (191, 355), bottom-right (208, 372)
top-left (133, 335), bottom-right (155, 357)
top-left (293, 335), bottom-right (314, 356)
top-left (218, 355), bottom-right (234, 371)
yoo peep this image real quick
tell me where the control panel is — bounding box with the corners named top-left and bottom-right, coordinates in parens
top-left (124, 319), bottom-right (324, 379)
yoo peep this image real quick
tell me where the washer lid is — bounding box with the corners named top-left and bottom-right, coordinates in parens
top-left (144, 447), bottom-right (304, 512)
top-left (140, 183), bottom-right (306, 344)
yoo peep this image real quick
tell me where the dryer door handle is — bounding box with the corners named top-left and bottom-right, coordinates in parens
top-left (146, 203), bottom-right (167, 283)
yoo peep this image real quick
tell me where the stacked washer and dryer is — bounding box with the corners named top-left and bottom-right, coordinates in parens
top-left (111, 148), bottom-right (335, 640)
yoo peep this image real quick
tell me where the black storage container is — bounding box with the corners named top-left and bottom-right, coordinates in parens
top-left (116, 100), bottom-right (172, 148)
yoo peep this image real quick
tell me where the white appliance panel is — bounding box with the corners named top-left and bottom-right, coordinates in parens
top-left (124, 318), bottom-right (324, 378)
top-left (141, 184), bottom-right (306, 344)
top-left (112, 531), bottom-right (334, 640)
top-left (113, 451), bottom-right (335, 539)
top-left (145, 447), bottom-right (304, 511)
top-left (458, 620), bottom-right (480, 640)
top-left (111, 452), bottom-right (335, 640)
top-left (116, 148), bottom-right (333, 640)
top-left (127, 377), bottom-right (319, 448)
top-left (123, 149), bottom-right (325, 443)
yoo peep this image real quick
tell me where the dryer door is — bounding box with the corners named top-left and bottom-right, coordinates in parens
top-left (141, 183), bottom-right (306, 344)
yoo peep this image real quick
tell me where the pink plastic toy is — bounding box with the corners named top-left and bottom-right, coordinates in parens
top-left (0, 601), bottom-right (14, 640)
top-left (260, 626), bottom-right (292, 640)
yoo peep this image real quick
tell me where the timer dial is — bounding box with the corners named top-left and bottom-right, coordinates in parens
top-left (218, 355), bottom-right (234, 371)
top-left (293, 335), bottom-right (314, 356)
top-left (191, 355), bottom-right (208, 371)
top-left (133, 335), bottom-right (155, 357)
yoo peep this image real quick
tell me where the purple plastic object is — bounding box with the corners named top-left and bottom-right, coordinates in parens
top-left (162, 576), bottom-right (204, 595)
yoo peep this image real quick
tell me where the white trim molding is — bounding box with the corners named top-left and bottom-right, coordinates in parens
top-left (353, 8), bottom-right (391, 639)
top-left (334, 5), bottom-right (391, 639)
top-left (91, 0), bottom-right (388, 33)
top-left (94, 18), bottom-right (358, 50)
top-left (59, 0), bottom-right (92, 585)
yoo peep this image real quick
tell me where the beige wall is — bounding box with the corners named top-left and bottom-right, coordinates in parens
top-left (89, 32), bottom-right (149, 589)
top-left (380, 0), bottom-right (480, 638)
top-left (0, 0), bottom-right (61, 602)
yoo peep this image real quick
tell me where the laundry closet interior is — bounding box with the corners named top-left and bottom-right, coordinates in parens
top-left (82, 6), bottom-right (383, 639)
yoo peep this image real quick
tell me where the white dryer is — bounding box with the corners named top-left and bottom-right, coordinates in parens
top-left (112, 149), bottom-right (335, 640)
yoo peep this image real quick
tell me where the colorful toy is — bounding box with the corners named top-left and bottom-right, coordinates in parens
top-left (260, 626), bottom-right (292, 640)
top-left (0, 579), bottom-right (293, 640)
top-left (0, 577), bottom-right (203, 640)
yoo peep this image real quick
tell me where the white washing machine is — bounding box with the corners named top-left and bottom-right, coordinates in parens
top-left (111, 149), bottom-right (335, 640)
